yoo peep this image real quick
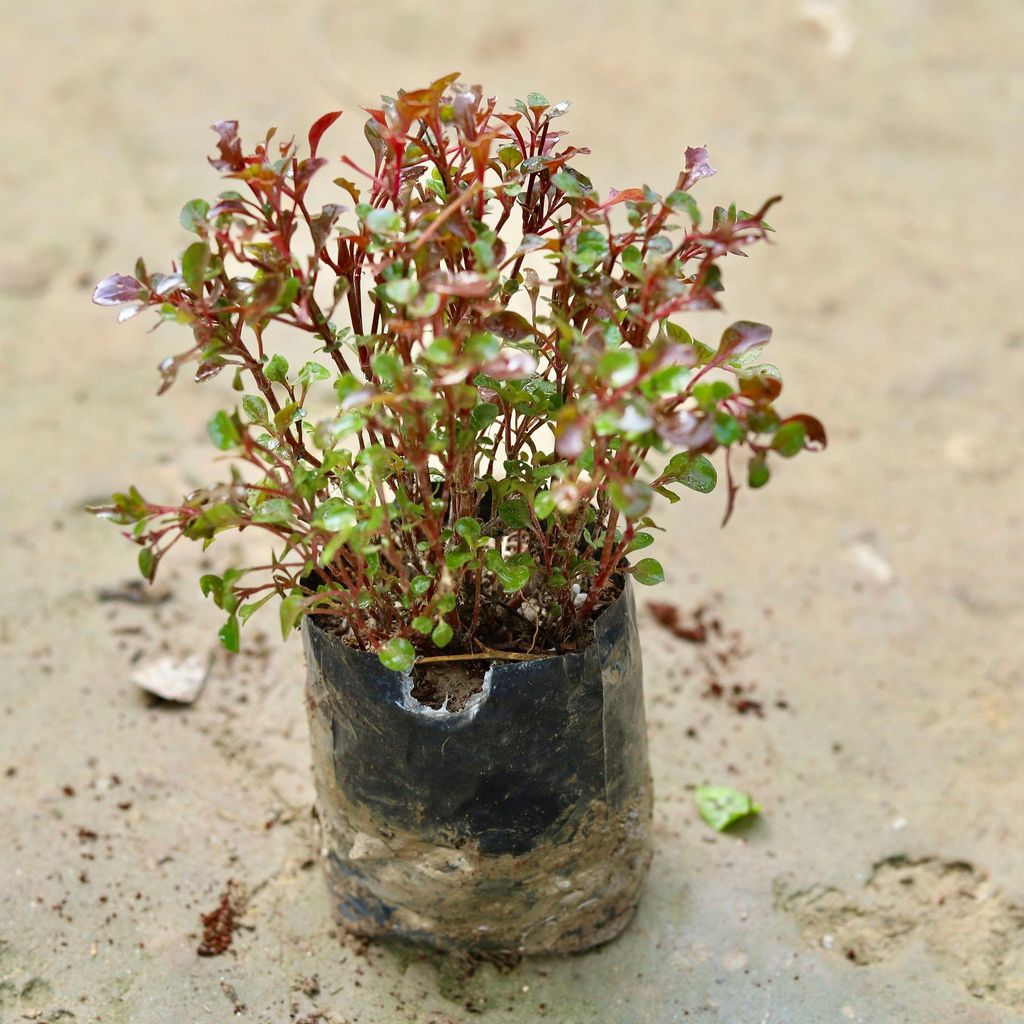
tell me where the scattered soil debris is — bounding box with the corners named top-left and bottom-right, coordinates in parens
top-left (704, 681), bottom-right (765, 718)
top-left (648, 597), bottom-right (784, 716)
top-left (648, 601), bottom-right (712, 643)
top-left (297, 974), bottom-right (320, 998)
top-left (197, 881), bottom-right (244, 957)
top-left (422, 947), bottom-right (522, 1013)
top-left (220, 978), bottom-right (246, 1014)
top-left (97, 579), bottom-right (172, 606)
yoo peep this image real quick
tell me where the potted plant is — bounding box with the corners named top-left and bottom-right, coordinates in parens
top-left (91, 73), bottom-right (824, 955)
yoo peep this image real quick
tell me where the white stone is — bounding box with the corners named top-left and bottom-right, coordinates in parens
top-left (131, 655), bottom-right (209, 704)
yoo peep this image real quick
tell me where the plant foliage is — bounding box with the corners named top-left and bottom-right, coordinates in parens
top-left (91, 74), bottom-right (824, 671)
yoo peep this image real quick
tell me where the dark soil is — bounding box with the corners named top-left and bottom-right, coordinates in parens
top-left (409, 661), bottom-right (489, 712)
top-left (319, 570), bottom-right (623, 657)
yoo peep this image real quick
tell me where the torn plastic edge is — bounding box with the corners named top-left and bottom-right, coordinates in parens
top-left (397, 665), bottom-right (495, 720)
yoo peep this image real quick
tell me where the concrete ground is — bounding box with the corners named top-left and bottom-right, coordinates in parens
top-left (2, 1), bottom-right (1023, 1021)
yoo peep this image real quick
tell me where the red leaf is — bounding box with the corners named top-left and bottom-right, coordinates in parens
top-left (93, 273), bottom-right (142, 306)
top-left (787, 414), bottom-right (828, 450)
top-left (429, 270), bottom-right (493, 298)
top-left (308, 111), bottom-right (342, 158)
top-left (600, 187), bottom-right (646, 209)
top-left (209, 120), bottom-right (244, 172)
top-left (717, 321), bottom-right (772, 359)
top-left (294, 157), bottom-right (328, 190)
top-left (482, 311), bottom-right (534, 340)
top-left (656, 410), bottom-right (714, 449)
top-left (483, 347), bottom-right (538, 380)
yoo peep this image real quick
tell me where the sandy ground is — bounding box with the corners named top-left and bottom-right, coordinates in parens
top-left (2, 1), bottom-right (1023, 1021)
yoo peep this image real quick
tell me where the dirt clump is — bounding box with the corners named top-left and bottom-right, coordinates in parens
top-left (776, 856), bottom-right (1024, 1009)
top-left (197, 881), bottom-right (244, 957)
top-left (409, 661), bottom-right (487, 712)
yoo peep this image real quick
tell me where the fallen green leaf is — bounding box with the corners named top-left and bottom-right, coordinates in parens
top-left (694, 785), bottom-right (760, 831)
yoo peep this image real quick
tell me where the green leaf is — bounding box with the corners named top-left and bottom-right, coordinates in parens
top-left (665, 190), bottom-right (701, 224)
top-left (626, 532), bottom-right (654, 553)
top-left (186, 502), bottom-right (242, 540)
top-left (533, 491), bottom-right (556, 520)
top-left (455, 517), bottom-right (482, 546)
top-left (693, 380), bottom-right (734, 407)
top-left (466, 332), bottom-right (501, 362)
top-left (412, 616), bottom-right (434, 635)
top-left (272, 276), bottom-right (300, 313)
top-left (571, 227), bottom-right (608, 271)
top-left (620, 245), bottom-right (644, 278)
top-left (597, 348), bottom-right (638, 388)
top-left (712, 413), bottom-right (745, 446)
top-left (297, 361), bottom-right (331, 385)
top-left (485, 549), bottom-right (532, 593)
top-left (526, 91), bottom-right (549, 108)
top-left (694, 786), bottom-right (760, 831)
top-left (772, 420), bottom-right (807, 457)
top-left (423, 338), bottom-right (455, 364)
top-left (279, 593), bottom-right (306, 638)
top-left (364, 208), bottom-right (402, 234)
top-left (219, 614), bottom-right (240, 654)
top-left (748, 453), bottom-right (770, 488)
top-left (644, 365), bottom-right (691, 397)
top-left (239, 593), bottom-right (274, 623)
top-left (181, 241), bottom-right (210, 294)
top-left (251, 498), bottom-right (292, 524)
top-left (431, 621), bottom-right (454, 648)
top-left (551, 170), bottom-right (586, 198)
top-left (444, 546), bottom-right (473, 570)
top-left (383, 277), bottom-right (419, 304)
top-left (498, 145), bottom-right (522, 169)
top-left (319, 528), bottom-right (353, 567)
top-left (242, 394), bottom-right (269, 423)
top-left (265, 354), bottom-right (289, 383)
top-left (138, 547), bottom-right (155, 580)
top-left (498, 497), bottom-right (531, 529)
top-left (371, 352), bottom-right (402, 387)
top-left (471, 402), bottom-right (499, 431)
top-left (207, 410), bottom-right (241, 450)
top-left (410, 575), bottom-right (432, 597)
top-left (180, 198), bottom-right (210, 234)
top-left (631, 557), bottom-right (665, 586)
top-left (313, 498), bottom-right (356, 535)
top-left (609, 479), bottom-right (653, 518)
top-left (273, 402), bottom-right (302, 433)
top-left (662, 452), bottom-right (717, 494)
top-left (379, 636), bottom-right (415, 672)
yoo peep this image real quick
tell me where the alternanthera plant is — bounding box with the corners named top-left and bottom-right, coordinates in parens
top-left (92, 73), bottom-right (824, 670)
